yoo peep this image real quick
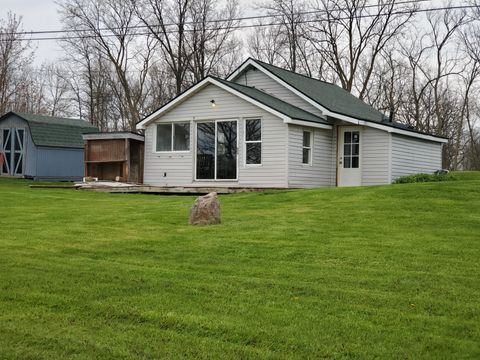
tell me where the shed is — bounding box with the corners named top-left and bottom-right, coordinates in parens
top-left (82, 132), bottom-right (144, 183)
top-left (0, 111), bottom-right (98, 180)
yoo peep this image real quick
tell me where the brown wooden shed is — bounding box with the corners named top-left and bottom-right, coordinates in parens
top-left (82, 132), bottom-right (144, 183)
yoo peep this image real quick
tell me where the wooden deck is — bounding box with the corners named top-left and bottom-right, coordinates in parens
top-left (74, 182), bottom-right (285, 194)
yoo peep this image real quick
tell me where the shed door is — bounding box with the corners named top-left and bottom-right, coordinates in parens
top-left (338, 127), bottom-right (361, 187)
top-left (1, 128), bottom-right (25, 176)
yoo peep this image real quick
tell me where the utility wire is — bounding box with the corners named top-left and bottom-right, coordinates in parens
top-left (0, 3), bottom-right (476, 42)
top-left (1, 0), bottom-right (435, 37)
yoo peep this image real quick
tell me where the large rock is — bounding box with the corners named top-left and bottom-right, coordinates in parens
top-left (189, 192), bottom-right (221, 225)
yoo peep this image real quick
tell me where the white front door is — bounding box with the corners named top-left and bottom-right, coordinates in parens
top-left (338, 127), bottom-right (361, 187)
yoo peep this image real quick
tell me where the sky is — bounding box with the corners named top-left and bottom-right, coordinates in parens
top-left (2, 0), bottom-right (257, 64)
top-left (2, 0), bottom-right (65, 62)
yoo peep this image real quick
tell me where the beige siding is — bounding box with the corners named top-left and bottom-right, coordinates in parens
top-left (144, 84), bottom-right (288, 187)
top-left (391, 134), bottom-right (442, 179)
top-left (361, 127), bottom-right (391, 185)
top-left (287, 124), bottom-right (335, 187)
top-left (234, 69), bottom-right (325, 118)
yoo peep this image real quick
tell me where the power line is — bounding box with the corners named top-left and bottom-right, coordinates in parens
top-left (1, 0), bottom-right (434, 37)
top-left (0, 3), bottom-right (476, 42)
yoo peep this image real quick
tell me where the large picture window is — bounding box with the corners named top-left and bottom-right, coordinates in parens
top-left (245, 119), bottom-right (261, 165)
top-left (156, 123), bottom-right (190, 152)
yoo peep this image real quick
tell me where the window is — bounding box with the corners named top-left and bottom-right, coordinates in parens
top-left (302, 130), bottom-right (312, 165)
top-left (156, 123), bottom-right (190, 152)
top-left (343, 131), bottom-right (360, 168)
top-left (245, 119), bottom-right (261, 165)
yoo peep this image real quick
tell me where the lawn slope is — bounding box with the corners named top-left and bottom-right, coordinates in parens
top-left (0, 174), bottom-right (479, 359)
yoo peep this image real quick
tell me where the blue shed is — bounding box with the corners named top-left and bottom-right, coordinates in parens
top-left (0, 112), bottom-right (98, 180)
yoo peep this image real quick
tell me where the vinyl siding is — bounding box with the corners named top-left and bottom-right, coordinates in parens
top-left (144, 84), bottom-right (288, 187)
top-left (391, 134), bottom-right (442, 180)
top-left (35, 147), bottom-right (84, 180)
top-left (361, 127), bottom-right (391, 185)
top-left (288, 124), bottom-right (335, 187)
top-left (234, 68), bottom-right (325, 118)
top-left (0, 114), bottom-right (37, 177)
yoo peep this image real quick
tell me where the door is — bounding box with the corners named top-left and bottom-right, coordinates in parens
top-left (338, 127), bottom-right (361, 187)
top-left (196, 120), bottom-right (237, 180)
top-left (1, 128), bottom-right (25, 176)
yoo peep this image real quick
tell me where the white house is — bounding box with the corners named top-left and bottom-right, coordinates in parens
top-left (136, 58), bottom-right (447, 188)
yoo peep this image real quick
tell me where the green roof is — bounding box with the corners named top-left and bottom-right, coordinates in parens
top-left (11, 112), bottom-right (98, 148)
top-left (214, 77), bottom-right (331, 125)
top-left (251, 59), bottom-right (385, 123)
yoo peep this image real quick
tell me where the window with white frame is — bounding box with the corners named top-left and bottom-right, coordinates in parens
top-left (245, 119), bottom-right (262, 165)
top-left (302, 130), bottom-right (312, 165)
top-left (156, 123), bottom-right (190, 152)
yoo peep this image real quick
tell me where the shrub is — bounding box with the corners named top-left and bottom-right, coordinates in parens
top-left (393, 172), bottom-right (455, 184)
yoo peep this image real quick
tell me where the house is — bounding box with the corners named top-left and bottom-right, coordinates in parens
top-left (136, 58), bottom-right (447, 188)
top-left (0, 111), bottom-right (98, 180)
top-left (82, 132), bottom-right (144, 183)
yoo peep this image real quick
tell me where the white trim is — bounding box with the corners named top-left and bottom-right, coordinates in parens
top-left (82, 133), bottom-right (144, 142)
top-left (228, 59), bottom-right (448, 144)
top-left (137, 77), bottom-right (210, 129)
top-left (228, 59), bottom-right (330, 117)
top-left (154, 122), bottom-right (191, 153)
top-left (244, 117), bottom-right (262, 167)
top-left (284, 118), bottom-right (331, 130)
top-left (388, 133), bottom-right (392, 184)
top-left (137, 77), bottom-right (293, 130)
top-left (302, 130), bottom-right (313, 166)
top-left (194, 119), bottom-right (239, 182)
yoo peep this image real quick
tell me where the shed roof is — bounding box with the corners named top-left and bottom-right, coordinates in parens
top-left (213, 77), bottom-right (331, 125)
top-left (2, 112), bottom-right (98, 148)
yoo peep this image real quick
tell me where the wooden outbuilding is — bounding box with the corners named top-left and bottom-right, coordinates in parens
top-left (82, 132), bottom-right (144, 183)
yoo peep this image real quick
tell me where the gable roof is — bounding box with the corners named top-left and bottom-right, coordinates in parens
top-left (213, 77), bottom-right (331, 126)
top-left (2, 112), bottom-right (98, 149)
top-left (227, 58), bottom-right (448, 143)
top-left (137, 76), bottom-right (332, 130)
top-left (251, 60), bottom-right (385, 123)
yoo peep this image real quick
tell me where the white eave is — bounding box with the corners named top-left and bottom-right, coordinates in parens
top-left (227, 59), bottom-right (448, 144)
top-left (136, 77), bottom-right (332, 130)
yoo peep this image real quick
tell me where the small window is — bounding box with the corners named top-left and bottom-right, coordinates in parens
top-left (343, 131), bottom-right (359, 169)
top-left (245, 119), bottom-right (261, 165)
top-left (156, 123), bottom-right (190, 152)
top-left (302, 130), bottom-right (312, 165)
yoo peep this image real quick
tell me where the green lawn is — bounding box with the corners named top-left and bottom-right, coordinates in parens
top-left (0, 174), bottom-right (479, 359)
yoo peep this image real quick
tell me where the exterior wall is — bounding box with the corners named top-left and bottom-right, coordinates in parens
top-left (287, 124), bottom-right (335, 188)
top-left (234, 68), bottom-right (325, 118)
top-left (35, 147), bottom-right (84, 180)
top-left (144, 84), bottom-right (288, 187)
top-left (391, 134), bottom-right (442, 180)
top-left (361, 127), bottom-right (391, 185)
top-left (0, 114), bottom-right (37, 177)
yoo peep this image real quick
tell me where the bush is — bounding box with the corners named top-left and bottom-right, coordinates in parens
top-left (393, 172), bottom-right (455, 184)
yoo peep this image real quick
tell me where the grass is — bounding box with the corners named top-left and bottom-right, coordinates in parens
top-left (0, 172), bottom-right (479, 359)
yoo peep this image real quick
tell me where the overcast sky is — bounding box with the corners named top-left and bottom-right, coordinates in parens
top-left (3, 0), bottom-right (257, 64)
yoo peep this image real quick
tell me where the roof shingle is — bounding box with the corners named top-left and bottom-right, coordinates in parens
top-left (10, 112), bottom-right (98, 148)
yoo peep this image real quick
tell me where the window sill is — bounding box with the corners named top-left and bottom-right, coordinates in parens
top-left (153, 151), bottom-right (191, 154)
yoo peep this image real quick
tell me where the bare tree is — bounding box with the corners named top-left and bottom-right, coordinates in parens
top-left (0, 13), bottom-right (34, 115)
top-left (255, 0), bottom-right (311, 73)
top-left (59, 0), bottom-right (156, 130)
top-left (248, 21), bottom-right (285, 65)
top-left (188, 0), bottom-right (242, 81)
top-left (308, 0), bottom-right (416, 98)
top-left (135, 0), bottom-right (192, 95)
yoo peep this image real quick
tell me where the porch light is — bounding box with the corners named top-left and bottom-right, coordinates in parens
top-left (210, 99), bottom-right (216, 107)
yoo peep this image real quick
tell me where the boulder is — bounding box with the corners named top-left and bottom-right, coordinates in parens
top-left (189, 192), bottom-right (221, 225)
